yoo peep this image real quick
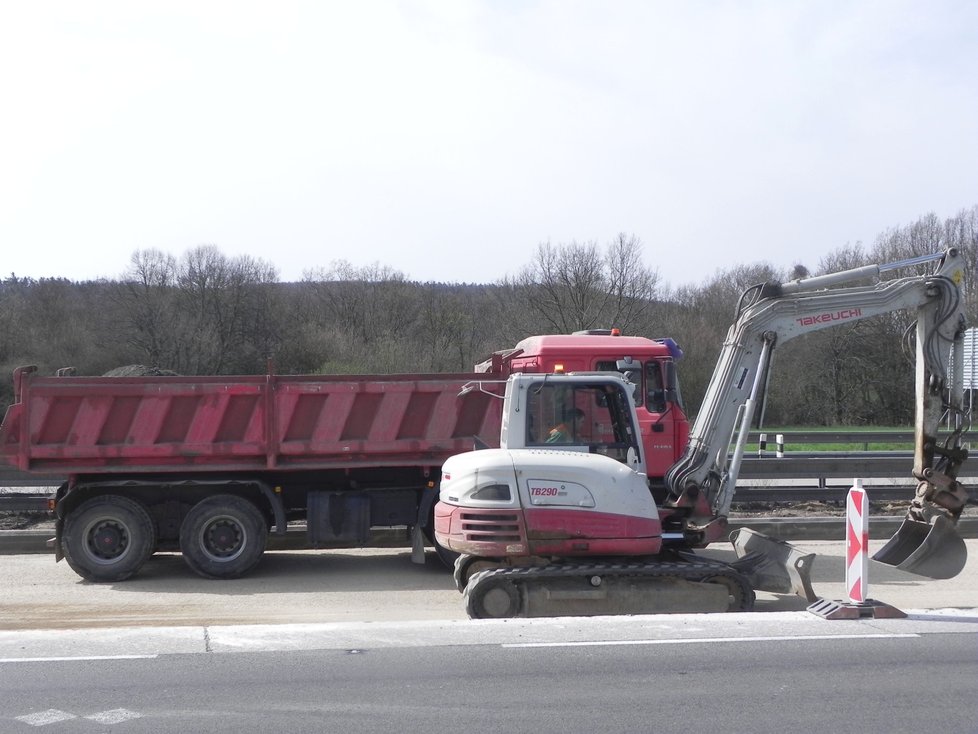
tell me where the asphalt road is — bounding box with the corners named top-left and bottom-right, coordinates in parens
top-left (2, 539), bottom-right (977, 733)
top-left (1, 615), bottom-right (977, 733)
top-left (3, 538), bottom-right (978, 630)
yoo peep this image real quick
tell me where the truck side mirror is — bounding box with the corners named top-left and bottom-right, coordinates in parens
top-left (616, 356), bottom-right (639, 373)
top-left (663, 361), bottom-right (678, 404)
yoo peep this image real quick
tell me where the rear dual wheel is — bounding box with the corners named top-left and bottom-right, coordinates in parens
top-left (179, 495), bottom-right (268, 579)
top-left (63, 495), bottom-right (157, 582)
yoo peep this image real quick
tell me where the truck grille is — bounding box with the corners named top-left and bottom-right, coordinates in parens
top-left (460, 512), bottom-right (523, 543)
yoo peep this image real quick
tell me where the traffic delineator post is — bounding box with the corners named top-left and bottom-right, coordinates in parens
top-left (846, 479), bottom-right (868, 603)
top-left (808, 479), bottom-right (907, 620)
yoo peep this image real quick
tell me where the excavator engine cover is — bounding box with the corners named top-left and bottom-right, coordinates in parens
top-left (872, 515), bottom-right (968, 580)
top-left (730, 528), bottom-right (817, 602)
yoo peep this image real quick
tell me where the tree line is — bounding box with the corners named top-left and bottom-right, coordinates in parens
top-left (0, 207), bottom-right (975, 427)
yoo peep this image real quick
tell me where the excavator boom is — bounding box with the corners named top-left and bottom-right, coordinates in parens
top-left (667, 247), bottom-right (969, 579)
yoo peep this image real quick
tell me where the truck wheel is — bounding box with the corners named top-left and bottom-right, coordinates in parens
top-left (432, 536), bottom-right (460, 569)
top-left (63, 496), bottom-right (157, 582)
top-left (423, 513), bottom-right (459, 569)
top-left (179, 495), bottom-right (268, 579)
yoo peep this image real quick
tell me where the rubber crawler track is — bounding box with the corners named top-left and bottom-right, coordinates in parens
top-left (463, 559), bottom-right (755, 618)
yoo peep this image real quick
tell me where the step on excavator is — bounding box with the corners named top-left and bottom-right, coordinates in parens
top-left (434, 248), bottom-right (970, 618)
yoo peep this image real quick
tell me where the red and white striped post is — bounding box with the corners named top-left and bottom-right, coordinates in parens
top-left (846, 479), bottom-right (869, 603)
top-left (809, 477), bottom-right (905, 619)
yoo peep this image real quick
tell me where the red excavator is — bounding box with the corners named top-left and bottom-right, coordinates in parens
top-left (435, 248), bottom-right (970, 618)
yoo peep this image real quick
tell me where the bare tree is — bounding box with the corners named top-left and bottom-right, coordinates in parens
top-left (302, 261), bottom-right (420, 373)
top-left (112, 246), bottom-right (279, 374)
top-left (115, 249), bottom-right (181, 367)
top-left (501, 234), bottom-right (660, 336)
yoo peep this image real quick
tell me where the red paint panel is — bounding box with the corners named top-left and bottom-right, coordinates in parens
top-left (434, 503), bottom-right (661, 558)
top-left (2, 373), bottom-right (503, 473)
top-left (34, 397), bottom-right (81, 445)
top-left (524, 507), bottom-right (661, 556)
top-left (156, 396), bottom-right (199, 443)
top-left (341, 393), bottom-right (383, 441)
top-left (398, 391), bottom-right (437, 439)
top-left (95, 396), bottom-right (142, 445)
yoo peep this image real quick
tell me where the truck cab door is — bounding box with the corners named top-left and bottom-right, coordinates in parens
top-left (642, 359), bottom-right (685, 481)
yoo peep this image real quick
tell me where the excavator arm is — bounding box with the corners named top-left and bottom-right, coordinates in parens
top-left (665, 248), bottom-right (969, 579)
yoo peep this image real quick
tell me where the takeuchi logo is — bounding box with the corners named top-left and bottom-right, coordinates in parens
top-left (796, 308), bottom-right (863, 327)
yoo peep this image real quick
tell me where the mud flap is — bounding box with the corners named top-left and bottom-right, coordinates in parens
top-left (872, 514), bottom-right (968, 580)
top-left (730, 528), bottom-right (817, 602)
top-left (410, 525), bottom-right (426, 564)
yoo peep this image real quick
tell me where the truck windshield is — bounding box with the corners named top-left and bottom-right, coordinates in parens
top-left (525, 381), bottom-right (639, 464)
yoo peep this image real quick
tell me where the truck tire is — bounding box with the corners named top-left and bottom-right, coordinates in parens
top-left (63, 495), bottom-right (157, 582)
top-left (179, 495), bottom-right (268, 579)
top-left (431, 533), bottom-right (461, 569)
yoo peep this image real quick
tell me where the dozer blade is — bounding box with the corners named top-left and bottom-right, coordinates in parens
top-left (730, 528), bottom-right (818, 602)
top-left (872, 514), bottom-right (968, 580)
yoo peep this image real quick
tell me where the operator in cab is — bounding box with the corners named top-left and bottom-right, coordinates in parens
top-left (546, 407), bottom-right (584, 443)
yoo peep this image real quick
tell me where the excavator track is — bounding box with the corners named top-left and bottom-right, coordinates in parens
top-left (463, 559), bottom-right (755, 619)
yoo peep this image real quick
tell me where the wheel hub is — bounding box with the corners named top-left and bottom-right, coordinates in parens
top-left (203, 519), bottom-right (244, 559)
top-left (88, 521), bottom-right (128, 560)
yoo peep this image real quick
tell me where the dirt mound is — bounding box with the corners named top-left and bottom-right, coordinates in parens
top-left (102, 365), bottom-right (179, 377)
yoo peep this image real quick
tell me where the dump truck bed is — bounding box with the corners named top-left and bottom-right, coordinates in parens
top-left (0, 367), bottom-right (502, 474)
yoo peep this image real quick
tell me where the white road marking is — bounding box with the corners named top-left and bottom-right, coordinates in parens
top-left (0, 654), bottom-right (158, 663)
top-left (503, 633), bottom-right (921, 648)
top-left (84, 708), bottom-right (143, 725)
top-left (15, 709), bottom-right (76, 726)
top-left (14, 707), bottom-right (144, 727)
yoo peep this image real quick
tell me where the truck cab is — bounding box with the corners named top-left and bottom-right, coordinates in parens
top-left (475, 329), bottom-right (687, 483)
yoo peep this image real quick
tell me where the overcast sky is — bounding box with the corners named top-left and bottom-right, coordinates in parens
top-left (2, 1), bottom-right (976, 289)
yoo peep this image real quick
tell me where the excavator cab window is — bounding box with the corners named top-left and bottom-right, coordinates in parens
top-left (525, 381), bottom-right (640, 465)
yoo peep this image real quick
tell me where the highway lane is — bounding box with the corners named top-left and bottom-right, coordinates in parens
top-left (1, 616), bottom-right (977, 733)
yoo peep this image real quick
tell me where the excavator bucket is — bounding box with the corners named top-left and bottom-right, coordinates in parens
top-left (872, 515), bottom-right (968, 580)
top-left (729, 528), bottom-right (818, 602)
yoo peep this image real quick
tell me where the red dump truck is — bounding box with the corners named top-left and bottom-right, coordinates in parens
top-left (0, 330), bottom-right (688, 582)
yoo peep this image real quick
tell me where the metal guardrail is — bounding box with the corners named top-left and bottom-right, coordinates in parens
top-left (740, 452), bottom-right (978, 479)
top-left (1, 434), bottom-right (976, 512)
top-left (748, 431), bottom-right (976, 451)
top-left (0, 495), bottom-right (51, 512)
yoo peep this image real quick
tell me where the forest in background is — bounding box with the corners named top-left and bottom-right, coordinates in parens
top-left (1, 206), bottom-right (975, 426)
